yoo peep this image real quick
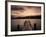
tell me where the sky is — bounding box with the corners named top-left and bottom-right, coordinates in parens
top-left (11, 5), bottom-right (41, 17)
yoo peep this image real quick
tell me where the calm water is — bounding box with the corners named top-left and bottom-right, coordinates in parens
top-left (11, 19), bottom-right (41, 31)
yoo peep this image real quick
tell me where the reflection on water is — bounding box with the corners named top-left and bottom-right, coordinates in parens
top-left (11, 19), bottom-right (41, 31)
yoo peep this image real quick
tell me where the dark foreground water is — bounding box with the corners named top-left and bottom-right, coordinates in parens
top-left (11, 19), bottom-right (41, 31)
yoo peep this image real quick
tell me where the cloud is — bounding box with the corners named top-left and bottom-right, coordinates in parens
top-left (11, 6), bottom-right (41, 17)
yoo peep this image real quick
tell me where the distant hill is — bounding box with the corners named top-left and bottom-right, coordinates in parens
top-left (11, 16), bottom-right (41, 19)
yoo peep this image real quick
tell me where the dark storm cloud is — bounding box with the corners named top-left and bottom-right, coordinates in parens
top-left (11, 5), bottom-right (24, 10)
